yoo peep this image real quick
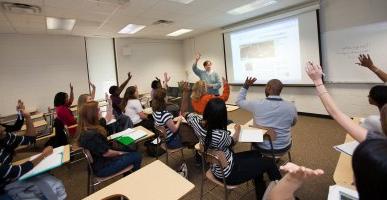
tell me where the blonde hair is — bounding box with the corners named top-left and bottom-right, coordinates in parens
top-left (191, 80), bottom-right (207, 101)
top-left (77, 101), bottom-right (106, 140)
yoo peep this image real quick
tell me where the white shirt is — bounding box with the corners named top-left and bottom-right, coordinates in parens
top-left (124, 99), bottom-right (143, 125)
top-left (361, 115), bottom-right (382, 134)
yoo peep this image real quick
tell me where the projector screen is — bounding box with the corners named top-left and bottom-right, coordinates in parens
top-left (224, 10), bottom-right (320, 85)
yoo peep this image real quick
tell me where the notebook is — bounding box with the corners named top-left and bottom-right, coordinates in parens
top-left (19, 146), bottom-right (64, 180)
top-left (114, 130), bottom-right (147, 146)
top-left (109, 128), bottom-right (135, 140)
top-left (334, 141), bottom-right (359, 156)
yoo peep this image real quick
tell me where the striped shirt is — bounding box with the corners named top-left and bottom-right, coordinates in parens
top-left (152, 110), bottom-right (174, 140)
top-left (0, 114), bottom-right (36, 191)
top-left (186, 113), bottom-right (234, 178)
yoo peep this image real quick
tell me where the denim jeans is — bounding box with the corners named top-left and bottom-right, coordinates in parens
top-left (95, 151), bottom-right (142, 177)
top-left (166, 134), bottom-right (183, 149)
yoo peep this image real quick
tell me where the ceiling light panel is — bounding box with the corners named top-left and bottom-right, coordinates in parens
top-left (118, 24), bottom-right (146, 34)
top-left (227, 0), bottom-right (277, 15)
top-left (46, 17), bottom-right (76, 31)
top-left (167, 29), bottom-right (192, 37)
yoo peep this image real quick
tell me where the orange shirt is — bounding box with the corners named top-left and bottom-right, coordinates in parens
top-left (191, 83), bottom-right (230, 114)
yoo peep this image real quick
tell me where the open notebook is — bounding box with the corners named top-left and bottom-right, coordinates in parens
top-left (19, 146), bottom-right (64, 181)
top-left (111, 129), bottom-right (147, 145)
top-left (228, 127), bottom-right (265, 143)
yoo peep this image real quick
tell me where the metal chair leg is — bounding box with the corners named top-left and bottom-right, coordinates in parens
top-left (200, 156), bottom-right (205, 200)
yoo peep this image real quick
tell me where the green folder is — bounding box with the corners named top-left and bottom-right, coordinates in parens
top-left (115, 136), bottom-right (135, 146)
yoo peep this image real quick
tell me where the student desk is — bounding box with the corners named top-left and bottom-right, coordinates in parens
top-left (20, 119), bottom-right (48, 131)
top-left (107, 126), bottom-right (155, 144)
top-left (226, 104), bottom-right (240, 112)
top-left (83, 160), bottom-right (195, 200)
top-left (13, 145), bottom-right (70, 165)
top-left (333, 117), bottom-right (361, 189)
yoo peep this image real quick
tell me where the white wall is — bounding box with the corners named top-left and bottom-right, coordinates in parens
top-left (86, 37), bottom-right (117, 100)
top-left (115, 38), bottom-right (186, 94)
top-left (0, 34), bottom-right (89, 116)
top-left (183, 24), bottom-right (380, 116)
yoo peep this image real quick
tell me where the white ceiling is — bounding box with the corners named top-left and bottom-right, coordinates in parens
top-left (0, 0), bottom-right (316, 39)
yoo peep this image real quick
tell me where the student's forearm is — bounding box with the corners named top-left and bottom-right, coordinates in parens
top-left (91, 86), bottom-right (96, 100)
top-left (30, 153), bottom-right (46, 166)
top-left (118, 78), bottom-right (130, 94)
top-left (68, 89), bottom-right (74, 106)
top-left (180, 92), bottom-right (190, 114)
top-left (268, 176), bottom-right (302, 200)
top-left (369, 65), bottom-right (387, 82)
top-left (24, 116), bottom-right (36, 136)
top-left (103, 149), bottom-right (124, 157)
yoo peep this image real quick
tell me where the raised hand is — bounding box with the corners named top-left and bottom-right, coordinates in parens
top-left (356, 54), bottom-right (374, 69)
top-left (243, 77), bottom-right (257, 89)
top-left (195, 52), bottom-right (201, 61)
top-left (164, 72), bottom-right (171, 83)
top-left (69, 83), bottom-right (73, 91)
top-left (180, 81), bottom-right (191, 92)
top-left (305, 62), bottom-right (323, 83)
top-left (128, 72), bottom-right (132, 80)
top-left (222, 77), bottom-right (228, 85)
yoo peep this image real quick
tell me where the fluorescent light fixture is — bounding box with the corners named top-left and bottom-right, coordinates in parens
top-left (46, 17), bottom-right (76, 30)
top-left (167, 29), bottom-right (192, 37)
top-left (168, 0), bottom-right (195, 4)
top-left (118, 24), bottom-right (146, 34)
top-left (227, 0), bottom-right (277, 15)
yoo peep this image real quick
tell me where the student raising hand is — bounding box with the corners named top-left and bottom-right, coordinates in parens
top-left (356, 54), bottom-right (387, 82)
top-left (243, 77), bottom-right (257, 89)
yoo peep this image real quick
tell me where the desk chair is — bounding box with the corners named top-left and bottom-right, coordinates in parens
top-left (196, 143), bottom-right (241, 200)
top-left (63, 124), bottom-right (86, 164)
top-left (154, 125), bottom-right (185, 166)
top-left (83, 149), bottom-right (134, 195)
top-left (260, 130), bottom-right (292, 165)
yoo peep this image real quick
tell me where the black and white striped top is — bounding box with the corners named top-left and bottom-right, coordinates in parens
top-left (0, 114), bottom-right (36, 190)
top-left (153, 110), bottom-right (174, 140)
top-left (186, 113), bottom-right (234, 178)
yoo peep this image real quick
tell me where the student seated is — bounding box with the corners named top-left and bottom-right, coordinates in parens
top-left (360, 85), bottom-right (387, 133)
top-left (54, 83), bottom-right (77, 137)
top-left (305, 62), bottom-right (387, 198)
top-left (78, 101), bottom-right (142, 177)
top-left (184, 97), bottom-right (281, 200)
top-left (121, 86), bottom-right (154, 131)
top-left (0, 100), bottom-right (66, 199)
top-left (150, 73), bottom-right (179, 117)
top-left (191, 77), bottom-right (229, 114)
top-left (236, 77), bottom-right (297, 154)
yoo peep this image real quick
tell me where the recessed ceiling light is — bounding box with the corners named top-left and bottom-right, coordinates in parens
top-left (118, 24), bottom-right (146, 34)
top-left (168, 0), bottom-right (195, 4)
top-left (46, 17), bottom-right (76, 31)
top-left (167, 29), bottom-right (193, 37)
top-left (227, 0), bottom-right (277, 15)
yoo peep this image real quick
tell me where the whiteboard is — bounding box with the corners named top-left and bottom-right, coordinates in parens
top-left (0, 34), bottom-right (89, 116)
top-left (322, 21), bottom-right (387, 83)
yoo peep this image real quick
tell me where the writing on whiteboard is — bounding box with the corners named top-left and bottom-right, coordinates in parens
top-left (336, 43), bottom-right (370, 59)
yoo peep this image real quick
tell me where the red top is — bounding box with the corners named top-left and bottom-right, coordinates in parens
top-left (191, 83), bottom-right (230, 114)
top-left (56, 105), bottom-right (77, 137)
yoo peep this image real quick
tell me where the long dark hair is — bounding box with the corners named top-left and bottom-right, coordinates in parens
top-left (151, 88), bottom-right (167, 112)
top-left (121, 86), bottom-right (137, 111)
top-left (54, 92), bottom-right (67, 107)
top-left (203, 98), bottom-right (228, 153)
top-left (352, 138), bottom-right (387, 199)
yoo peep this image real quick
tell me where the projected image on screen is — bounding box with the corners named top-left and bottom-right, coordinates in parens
top-left (229, 17), bottom-right (301, 83)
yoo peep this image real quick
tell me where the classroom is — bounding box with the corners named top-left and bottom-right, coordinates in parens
top-left (0, 0), bottom-right (387, 199)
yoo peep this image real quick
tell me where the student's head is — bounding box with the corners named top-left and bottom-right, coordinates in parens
top-left (109, 86), bottom-right (119, 96)
top-left (151, 88), bottom-right (167, 112)
top-left (151, 80), bottom-right (162, 90)
top-left (381, 104), bottom-right (387, 135)
top-left (203, 60), bottom-right (212, 72)
top-left (191, 80), bottom-right (207, 101)
top-left (265, 79), bottom-right (283, 97)
top-left (368, 85), bottom-right (387, 109)
top-left (77, 101), bottom-right (106, 136)
top-left (54, 92), bottom-right (68, 107)
top-left (121, 86), bottom-right (138, 111)
top-left (203, 98), bottom-right (228, 150)
top-left (77, 94), bottom-right (92, 110)
top-left (352, 138), bottom-right (387, 199)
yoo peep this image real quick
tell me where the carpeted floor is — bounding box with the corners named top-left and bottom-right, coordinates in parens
top-left (14, 109), bottom-right (347, 200)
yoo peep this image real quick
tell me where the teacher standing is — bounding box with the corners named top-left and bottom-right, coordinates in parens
top-left (192, 53), bottom-right (222, 95)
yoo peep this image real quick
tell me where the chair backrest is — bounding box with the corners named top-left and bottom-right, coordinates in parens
top-left (154, 125), bottom-right (167, 140)
top-left (263, 129), bottom-right (277, 141)
top-left (204, 149), bottom-right (228, 169)
top-left (83, 148), bottom-right (94, 164)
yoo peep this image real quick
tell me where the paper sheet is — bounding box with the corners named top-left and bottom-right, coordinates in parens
top-left (334, 141), bottom-right (359, 156)
top-left (228, 127), bottom-right (265, 142)
top-left (128, 130), bottom-right (147, 141)
top-left (109, 128), bottom-right (135, 140)
top-left (226, 105), bottom-right (239, 112)
top-left (20, 146), bottom-right (64, 180)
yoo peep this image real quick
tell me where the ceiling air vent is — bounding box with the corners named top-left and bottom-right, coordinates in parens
top-left (1, 2), bottom-right (42, 14)
top-left (152, 20), bottom-right (174, 25)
